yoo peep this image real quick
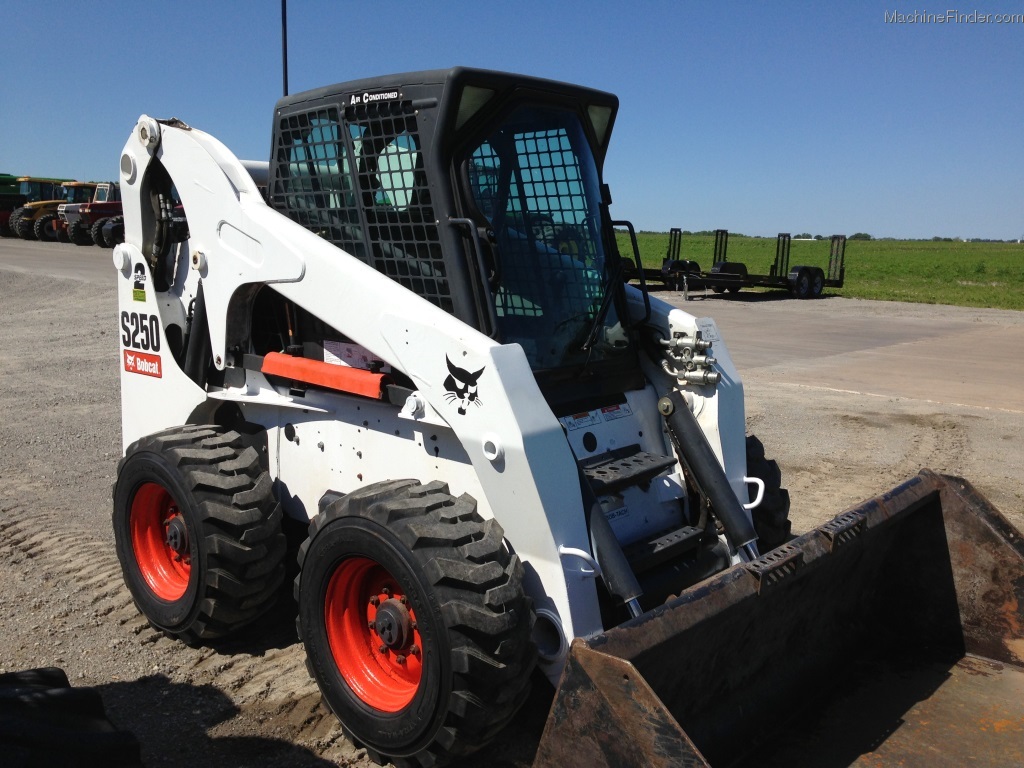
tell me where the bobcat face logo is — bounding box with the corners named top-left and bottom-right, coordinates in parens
top-left (444, 357), bottom-right (484, 415)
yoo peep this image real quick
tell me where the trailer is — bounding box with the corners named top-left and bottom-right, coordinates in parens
top-left (632, 229), bottom-right (846, 299)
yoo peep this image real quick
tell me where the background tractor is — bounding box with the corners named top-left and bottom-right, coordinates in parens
top-left (2, 176), bottom-right (70, 238)
top-left (60, 182), bottom-right (122, 246)
top-left (12, 180), bottom-right (96, 241)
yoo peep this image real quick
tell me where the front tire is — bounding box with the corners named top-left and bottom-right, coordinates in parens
top-left (68, 219), bottom-right (93, 245)
top-left (746, 435), bottom-right (792, 550)
top-left (296, 480), bottom-right (535, 767)
top-left (112, 425), bottom-right (285, 642)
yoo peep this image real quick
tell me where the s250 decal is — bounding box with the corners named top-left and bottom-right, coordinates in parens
top-left (120, 311), bottom-right (161, 352)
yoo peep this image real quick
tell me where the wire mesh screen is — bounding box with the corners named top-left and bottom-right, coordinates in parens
top-left (468, 113), bottom-right (608, 368)
top-left (271, 102), bottom-right (451, 314)
top-left (346, 101), bottom-right (451, 313)
top-left (270, 107), bottom-right (367, 261)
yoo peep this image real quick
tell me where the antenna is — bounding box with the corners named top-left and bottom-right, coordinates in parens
top-left (281, 0), bottom-right (289, 97)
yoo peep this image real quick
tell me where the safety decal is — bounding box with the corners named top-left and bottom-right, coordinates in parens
top-left (560, 411), bottom-right (600, 431)
top-left (132, 263), bottom-right (147, 302)
top-left (124, 350), bottom-right (162, 378)
top-left (601, 403), bottom-right (633, 422)
top-left (444, 357), bottom-right (484, 415)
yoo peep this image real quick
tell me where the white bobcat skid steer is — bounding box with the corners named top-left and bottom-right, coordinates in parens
top-left (111, 69), bottom-right (1024, 768)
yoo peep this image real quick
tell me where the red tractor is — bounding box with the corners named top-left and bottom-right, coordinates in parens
top-left (61, 183), bottom-right (121, 245)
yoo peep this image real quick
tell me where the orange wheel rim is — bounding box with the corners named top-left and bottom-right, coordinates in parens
top-left (325, 556), bottom-right (424, 712)
top-left (130, 482), bottom-right (191, 601)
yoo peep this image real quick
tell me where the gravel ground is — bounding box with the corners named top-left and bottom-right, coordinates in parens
top-left (1, 265), bottom-right (1021, 767)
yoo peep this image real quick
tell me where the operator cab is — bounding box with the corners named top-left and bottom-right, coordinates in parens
top-left (269, 67), bottom-right (645, 408)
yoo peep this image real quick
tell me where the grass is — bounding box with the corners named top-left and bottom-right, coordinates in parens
top-left (616, 231), bottom-right (1024, 311)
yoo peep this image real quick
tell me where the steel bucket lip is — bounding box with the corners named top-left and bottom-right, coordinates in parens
top-left (538, 470), bottom-right (1024, 767)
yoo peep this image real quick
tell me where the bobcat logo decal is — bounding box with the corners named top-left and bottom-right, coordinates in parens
top-left (444, 357), bottom-right (484, 415)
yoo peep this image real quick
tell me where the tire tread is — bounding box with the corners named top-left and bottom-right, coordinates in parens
top-left (296, 480), bottom-right (535, 765)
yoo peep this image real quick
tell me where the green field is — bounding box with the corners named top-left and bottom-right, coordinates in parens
top-left (616, 231), bottom-right (1024, 311)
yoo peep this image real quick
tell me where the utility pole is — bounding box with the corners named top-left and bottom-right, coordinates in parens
top-left (282, 0), bottom-right (289, 97)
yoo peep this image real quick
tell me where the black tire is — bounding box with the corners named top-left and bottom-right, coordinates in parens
top-left (56, 223), bottom-right (70, 243)
top-left (103, 215), bottom-right (125, 247)
top-left (711, 286), bottom-right (726, 294)
top-left (746, 435), bottom-right (792, 551)
top-left (296, 479), bottom-right (535, 767)
top-left (15, 211), bottom-right (35, 240)
top-left (791, 268), bottom-right (811, 299)
top-left (727, 285), bottom-right (741, 294)
top-left (810, 269), bottom-right (825, 298)
top-left (0, 667), bottom-right (143, 766)
top-left (6, 209), bottom-right (23, 238)
top-left (112, 424), bottom-right (285, 643)
top-left (68, 218), bottom-right (93, 245)
top-left (34, 212), bottom-right (59, 242)
top-left (90, 217), bottom-right (110, 247)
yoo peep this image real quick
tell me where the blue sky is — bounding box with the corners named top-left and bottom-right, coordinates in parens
top-left (4, 1), bottom-right (1022, 239)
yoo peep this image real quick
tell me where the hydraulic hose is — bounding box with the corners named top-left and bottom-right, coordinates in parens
top-left (659, 390), bottom-right (759, 559)
top-left (182, 281), bottom-right (210, 388)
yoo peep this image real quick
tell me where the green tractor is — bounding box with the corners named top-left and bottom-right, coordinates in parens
top-left (0, 173), bottom-right (28, 237)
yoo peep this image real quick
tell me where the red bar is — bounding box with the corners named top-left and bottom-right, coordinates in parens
top-left (262, 352), bottom-right (388, 399)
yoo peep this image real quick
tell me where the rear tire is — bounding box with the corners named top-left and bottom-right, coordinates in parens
top-left (6, 209), bottom-right (24, 238)
top-left (810, 270), bottom-right (824, 298)
top-left (34, 212), bottom-right (59, 242)
top-left (746, 435), bottom-right (792, 551)
top-left (296, 479), bottom-right (535, 767)
top-left (112, 425), bottom-right (285, 642)
top-left (791, 268), bottom-right (811, 299)
top-left (103, 215), bottom-right (125, 247)
top-left (15, 211), bottom-right (35, 239)
top-left (91, 217), bottom-right (110, 246)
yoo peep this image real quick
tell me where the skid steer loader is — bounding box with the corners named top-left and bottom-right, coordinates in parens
top-left (110, 68), bottom-right (1024, 767)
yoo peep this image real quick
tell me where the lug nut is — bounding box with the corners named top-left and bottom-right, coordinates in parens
top-left (378, 645), bottom-right (389, 655)
top-left (399, 595), bottom-right (407, 604)
top-left (396, 655), bottom-right (406, 665)
top-left (410, 644), bottom-right (420, 656)
top-left (369, 596), bottom-right (380, 606)
top-left (381, 586), bottom-right (391, 596)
